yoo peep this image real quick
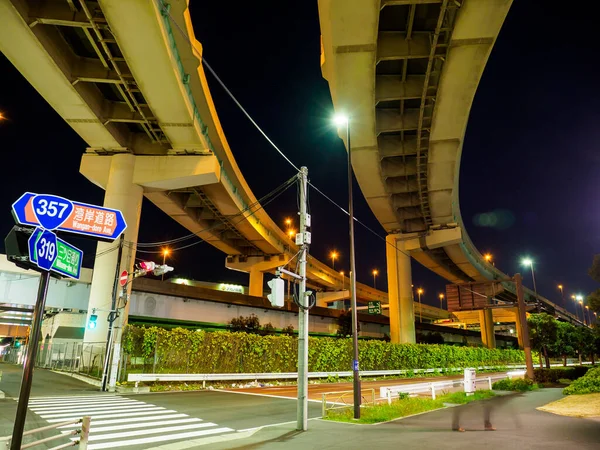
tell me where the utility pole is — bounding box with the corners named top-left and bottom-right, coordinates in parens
top-left (297, 166), bottom-right (310, 431)
top-left (101, 235), bottom-right (124, 391)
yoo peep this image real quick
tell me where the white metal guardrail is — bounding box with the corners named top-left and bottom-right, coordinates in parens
top-left (127, 364), bottom-right (529, 384)
top-left (0, 416), bottom-right (90, 449)
top-left (379, 374), bottom-right (511, 403)
top-left (126, 361), bottom-right (594, 385)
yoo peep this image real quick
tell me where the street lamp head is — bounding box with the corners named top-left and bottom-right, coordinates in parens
top-left (372, 269), bottom-right (378, 276)
top-left (285, 218), bottom-right (292, 226)
top-left (576, 295), bottom-right (583, 301)
top-left (162, 248), bottom-right (170, 257)
top-left (330, 251), bottom-right (338, 260)
top-left (417, 288), bottom-right (424, 295)
top-left (439, 293), bottom-right (444, 299)
top-left (333, 114), bottom-right (349, 126)
top-left (558, 284), bottom-right (563, 290)
top-left (340, 271), bottom-right (344, 276)
top-left (483, 253), bottom-right (492, 262)
top-left (571, 294), bottom-right (576, 299)
top-left (288, 229), bottom-right (296, 238)
top-left (521, 258), bottom-right (533, 267)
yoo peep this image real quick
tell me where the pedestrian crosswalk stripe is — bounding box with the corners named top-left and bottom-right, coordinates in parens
top-left (85, 427), bottom-right (235, 450)
top-left (57, 413), bottom-right (189, 428)
top-left (29, 398), bottom-right (136, 408)
top-left (70, 422), bottom-right (218, 442)
top-left (66, 417), bottom-right (203, 434)
top-left (29, 395), bottom-right (236, 449)
top-left (45, 407), bottom-right (175, 423)
top-left (38, 404), bottom-right (161, 418)
top-left (31, 401), bottom-right (143, 412)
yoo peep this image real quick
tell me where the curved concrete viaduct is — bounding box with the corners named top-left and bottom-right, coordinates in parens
top-left (319, 0), bottom-right (580, 343)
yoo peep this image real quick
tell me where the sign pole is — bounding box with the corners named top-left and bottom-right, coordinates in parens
top-left (296, 167), bottom-right (309, 431)
top-left (11, 270), bottom-right (51, 449)
top-left (101, 235), bottom-right (124, 391)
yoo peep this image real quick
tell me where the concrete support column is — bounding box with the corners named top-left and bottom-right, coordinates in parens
top-left (512, 307), bottom-right (524, 348)
top-left (249, 269), bottom-right (264, 297)
top-left (83, 154), bottom-right (143, 344)
top-left (386, 235), bottom-right (415, 343)
top-left (479, 309), bottom-right (496, 349)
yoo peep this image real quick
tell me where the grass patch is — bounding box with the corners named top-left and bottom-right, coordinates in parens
top-left (492, 378), bottom-right (539, 392)
top-left (324, 390), bottom-right (495, 424)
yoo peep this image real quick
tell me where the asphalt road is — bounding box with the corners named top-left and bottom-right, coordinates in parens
top-left (208, 388), bottom-right (600, 450)
top-left (0, 362), bottom-right (101, 398)
top-left (227, 372), bottom-right (504, 400)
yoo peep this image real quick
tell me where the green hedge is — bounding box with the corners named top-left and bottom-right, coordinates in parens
top-left (534, 366), bottom-right (592, 383)
top-left (492, 378), bottom-right (538, 392)
top-left (122, 326), bottom-right (525, 374)
top-left (563, 367), bottom-right (600, 395)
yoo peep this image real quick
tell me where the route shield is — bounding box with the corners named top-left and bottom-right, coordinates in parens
top-left (13, 192), bottom-right (126, 241)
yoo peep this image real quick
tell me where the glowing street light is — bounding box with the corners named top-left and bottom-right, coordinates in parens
top-left (484, 253), bottom-right (494, 266)
top-left (340, 271), bottom-right (345, 291)
top-left (417, 288), bottom-right (424, 323)
top-left (521, 258), bottom-right (539, 311)
top-left (585, 304), bottom-right (591, 326)
top-left (557, 284), bottom-right (565, 306)
top-left (161, 248), bottom-right (170, 281)
top-left (372, 269), bottom-right (379, 289)
top-left (576, 295), bottom-right (586, 325)
top-left (285, 218), bottom-right (292, 227)
top-left (288, 229), bottom-right (296, 239)
top-left (439, 293), bottom-right (445, 310)
top-left (330, 251), bottom-right (339, 269)
top-left (332, 112), bottom-right (360, 420)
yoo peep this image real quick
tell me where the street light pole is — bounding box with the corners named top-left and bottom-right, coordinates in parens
top-left (522, 259), bottom-right (539, 312)
top-left (439, 293), bottom-right (444, 310)
top-left (558, 284), bottom-right (564, 307)
top-left (372, 270), bottom-right (378, 290)
top-left (337, 114), bottom-right (361, 419)
top-left (417, 288), bottom-right (423, 323)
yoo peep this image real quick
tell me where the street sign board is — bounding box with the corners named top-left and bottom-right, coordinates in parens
top-left (119, 270), bottom-right (128, 287)
top-left (13, 192), bottom-right (127, 241)
top-left (29, 229), bottom-right (56, 271)
top-left (368, 301), bottom-right (382, 315)
top-left (28, 228), bottom-right (83, 279)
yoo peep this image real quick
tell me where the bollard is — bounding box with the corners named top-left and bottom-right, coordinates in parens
top-left (387, 390), bottom-right (392, 405)
top-left (79, 416), bottom-right (91, 450)
top-left (488, 377), bottom-right (492, 390)
top-left (430, 384), bottom-right (436, 400)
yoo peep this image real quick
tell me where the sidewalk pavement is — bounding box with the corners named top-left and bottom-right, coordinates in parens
top-left (204, 388), bottom-right (600, 450)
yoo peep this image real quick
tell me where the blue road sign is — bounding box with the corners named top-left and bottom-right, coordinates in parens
top-left (29, 229), bottom-right (57, 271)
top-left (12, 192), bottom-right (126, 241)
top-left (28, 228), bottom-right (83, 279)
top-left (353, 359), bottom-right (359, 371)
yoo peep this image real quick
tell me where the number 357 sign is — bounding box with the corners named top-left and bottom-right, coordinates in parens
top-left (12, 192), bottom-right (127, 241)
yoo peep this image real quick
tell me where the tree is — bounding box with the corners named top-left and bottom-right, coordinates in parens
top-left (229, 314), bottom-right (261, 334)
top-left (572, 326), bottom-right (595, 365)
top-left (588, 254), bottom-right (600, 283)
top-left (337, 311), bottom-right (360, 337)
top-left (552, 321), bottom-right (577, 366)
top-left (527, 313), bottom-right (558, 368)
top-left (586, 289), bottom-right (600, 314)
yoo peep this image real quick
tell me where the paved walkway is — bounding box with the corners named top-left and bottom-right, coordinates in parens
top-left (206, 388), bottom-right (600, 449)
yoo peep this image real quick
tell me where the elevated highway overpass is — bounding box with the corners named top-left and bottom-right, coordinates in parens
top-left (318, 0), bottom-right (578, 343)
top-left (0, 0), bottom-right (452, 344)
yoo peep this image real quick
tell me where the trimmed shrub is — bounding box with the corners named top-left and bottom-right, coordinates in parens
top-left (534, 366), bottom-right (592, 383)
top-left (492, 378), bottom-right (538, 392)
top-left (563, 367), bottom-right (600, 395)
top-left (122, 325), bottom-right (526, 374)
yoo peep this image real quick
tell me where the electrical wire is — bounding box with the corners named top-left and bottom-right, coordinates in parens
top-left (129, 175), bottom-right (297, 254)
top-left (132, 174), bottom-right (297, 249)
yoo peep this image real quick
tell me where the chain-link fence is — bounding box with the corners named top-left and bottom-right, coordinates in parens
top-left (2, 341), bottom-right (107, 379)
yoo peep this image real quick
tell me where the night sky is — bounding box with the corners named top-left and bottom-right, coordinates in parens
top-left (0, 1), bottom-right (598, 316)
